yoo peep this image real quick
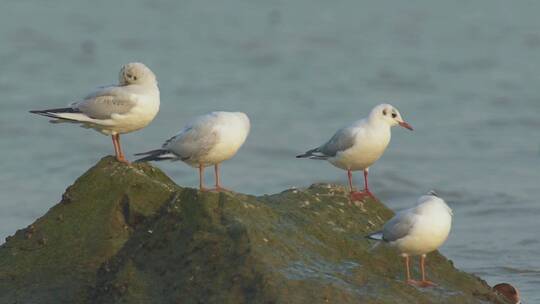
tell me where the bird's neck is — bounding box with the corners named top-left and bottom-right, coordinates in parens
top-left (367, 117), bottom-right (390, 131)
top-left (421, 201), bottom-right (453, 217)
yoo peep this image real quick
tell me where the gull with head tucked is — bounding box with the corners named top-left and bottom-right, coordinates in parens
top-left (366, 191), bottom-right (453, 287)
top-left (297, 104), bottom-right (412, 200)
top-left (135, 111), bottom-right (250, 192)
top-left (30, 62), bottom-right (160, 163)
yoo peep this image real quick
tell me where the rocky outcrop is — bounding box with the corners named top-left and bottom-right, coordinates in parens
top-left (0, 157), bottom-right (508, 303)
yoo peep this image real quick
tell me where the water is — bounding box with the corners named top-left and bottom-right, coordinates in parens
top-left (1, 0), bottom-right (539, 301)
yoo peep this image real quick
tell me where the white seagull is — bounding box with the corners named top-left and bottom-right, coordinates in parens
top-left (366, 191), bottom-right (453, 287)
top-left (30, 62), bottom-right (160, 163)
top-left (135, 111), bottom-right (250, 191)
top-left (297, 104), bottom-right (412, 200)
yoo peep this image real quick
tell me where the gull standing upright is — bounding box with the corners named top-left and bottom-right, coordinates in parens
top-left (30, 62), bottom-right (160, 163)
top-left (135, 111), bottom-right (250, 191)
top-left (366, 191), bottom-right (453, 287)
top-left (297, 104), bottom-right (412, 200)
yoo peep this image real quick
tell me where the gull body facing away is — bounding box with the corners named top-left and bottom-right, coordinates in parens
top-left (30, 62), bottom-right (160, 163)
top-left (135, 111), bottom-right (250, 191)
top-left (366, 192), bottom-right (453, 287)
top-left (297, 104), bottom-right (412, 201)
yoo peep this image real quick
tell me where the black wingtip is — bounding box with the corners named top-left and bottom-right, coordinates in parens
top-left (133, 149), bottom-right (176, 163)
top-left (365, 231), bottom-right (384, 241)
top-left (133, 156), bottom-right (154, 163)
top-left (30, 107), bottom-right (80, 114)
top-left (133, 149), bottom-right (166, 157)
top-left (296, 152), bottom-right (311, 158)
top-left (29, 110), bottom-right (48, 115)
top-left (29, 110), bottom-right (58, 119)
top-left (296, 147), bottom-right (323, 159)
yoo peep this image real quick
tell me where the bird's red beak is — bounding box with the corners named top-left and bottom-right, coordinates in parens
top-left (399, 121), bottom-right (413, 131)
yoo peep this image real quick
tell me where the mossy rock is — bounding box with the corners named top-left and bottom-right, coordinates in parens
top-left (0, 157), bottom-right (509, 303)
top-left (0, 157), bottom-right (178, 304)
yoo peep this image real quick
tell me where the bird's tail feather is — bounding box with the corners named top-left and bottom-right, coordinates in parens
top-left (134, 149), bottom-right (177, 162)
top-left (365, 231), bottom-right (384, 241)
top-left (30, 108), bottom-right (90, 123)
top-left (365, 231), bottom-right (384, 252)
top-left (296, 148), bottom-right (328, 159)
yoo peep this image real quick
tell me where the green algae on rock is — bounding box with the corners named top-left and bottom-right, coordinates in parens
top-left (0, 158), bottom-right (509, 303)
top-left (0, 157), bottom-right (178, 304)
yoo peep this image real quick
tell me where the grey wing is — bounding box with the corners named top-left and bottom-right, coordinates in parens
top-left (318, 127), bottom-right (357, 157)
top-left (163, 115), bottom-right (220, 160)
top-left (382, 211), bottom-right (417, 242)
top-left (73, 86), bottom-right (137, 119)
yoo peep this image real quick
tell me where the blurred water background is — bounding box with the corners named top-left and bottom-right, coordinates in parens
top-left (1, 0), bottom-right (539, 301)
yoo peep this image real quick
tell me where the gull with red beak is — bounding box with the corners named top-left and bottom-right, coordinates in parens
top-left (297, 103), bottom-right (412, 200)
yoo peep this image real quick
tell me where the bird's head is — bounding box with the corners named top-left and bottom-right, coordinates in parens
top-left (418, 191), bottom-right (453, 216)
top-left (369, 104), bottom-right (413, 130)
top-left (119, 62), bottom-right (157, 86)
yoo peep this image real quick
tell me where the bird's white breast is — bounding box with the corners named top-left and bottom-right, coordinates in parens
top-left (201, 112), bottom-right (250, 166)
top-left (330, 123), bottom-right (391, 171)
top-left (108, 86), bottom-right (160, 134)
top-left (394, 201), bottom-right (452, 256)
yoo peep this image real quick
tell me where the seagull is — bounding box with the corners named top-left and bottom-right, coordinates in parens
top-left (135, 111), bottom-right (250, 191)
top-left (366, 191), bottom-right (453, 287)
top-left (296, 104), bottom-right (412, 200)
top-left (30, 62), bottom-right (160, 163)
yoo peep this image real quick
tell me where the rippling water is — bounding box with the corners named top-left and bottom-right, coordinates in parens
top-left (1, 0), bottom-right (539, 301)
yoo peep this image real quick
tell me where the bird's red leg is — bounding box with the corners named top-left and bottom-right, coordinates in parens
top-left (349, 169), bottom-right (374, 201)
top-left (404, 255), bottom-right (417, 285)
top-left (199, 164), bottom-right (209, 192)
top-left (363, 169), bottom-right (374, 197)
top-left (114, 134), bottom-right (129, 164)
top-left (111, 135), bottom-right (119, 158)
top-left (418, 255), bottom-right (436, 287)
top-left (348, 170), bottom-right (363, 201)
top-left (347, 169), bottom-right (354, 191)
top-left (212, 163), bottom-right (230, 192)
top-left (111, 135), bottom-right (124, 163)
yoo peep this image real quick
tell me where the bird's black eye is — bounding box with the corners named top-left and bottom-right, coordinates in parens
top-left (391, 113), bottom-right (397, 118)
top-left (133, 76), bottom-right (137, 80)
top-left (382, 109), bottom-right (387, 116)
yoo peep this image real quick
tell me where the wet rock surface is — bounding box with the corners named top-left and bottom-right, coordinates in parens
top-left (0, 157), bottom-right (509, 303)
